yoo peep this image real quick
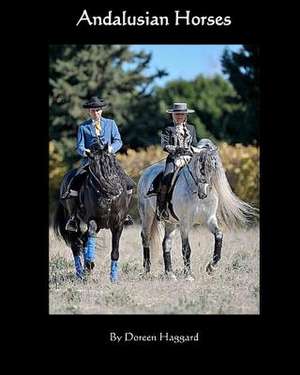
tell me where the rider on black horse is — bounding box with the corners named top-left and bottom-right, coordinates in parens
top-left (157, 102), bottom-right (199, 221)
top-left (61, 96), bottom-right (135, 232)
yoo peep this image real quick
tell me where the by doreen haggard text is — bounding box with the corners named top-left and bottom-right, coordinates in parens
top-left (109, 331), bottom-right (200, 344)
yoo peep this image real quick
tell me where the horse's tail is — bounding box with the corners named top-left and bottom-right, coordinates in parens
top-left (149, 215), bottom-right (164, 259)
top-left (212, 153), bottom-right (259, 230)
top-left (137, 170), bottom-right (164, 260)
top-left (53, 201), bottom-right (72, 247)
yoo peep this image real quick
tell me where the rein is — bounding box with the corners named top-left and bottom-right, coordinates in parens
top-left (138, 157), bottom-right (167, 174)
top-left (184, 155), bottom-right (204, 188)
top-left (88, 163), bottom-right (102, 188)
top-left (186, 159), bottom-right (200, 187)
top-left (88, 164), bottom-right (103, 194)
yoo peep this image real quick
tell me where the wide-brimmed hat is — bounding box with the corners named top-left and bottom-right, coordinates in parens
top-left (166, 102), bottom-right (195, 113)
top-left (83, 96), bottom-right (107, 109)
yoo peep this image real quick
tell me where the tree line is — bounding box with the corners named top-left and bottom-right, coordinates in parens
top-left (49, 44), bottom-right (259, 169)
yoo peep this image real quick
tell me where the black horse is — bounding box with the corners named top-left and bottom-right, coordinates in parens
top-left (53, 140), bottom-right (132, 282)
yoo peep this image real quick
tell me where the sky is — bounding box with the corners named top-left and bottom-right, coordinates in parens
top-left (130, 44), bottom-right (242, 86)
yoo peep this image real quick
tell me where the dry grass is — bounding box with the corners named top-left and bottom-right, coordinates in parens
top-left (49, 225), bottom-right (259, 315)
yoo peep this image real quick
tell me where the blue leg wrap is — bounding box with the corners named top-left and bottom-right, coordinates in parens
top-left (74, 255), bottom-right (84, 279)
top-left (110, 260), bottom-right (118, 282)
top-left (84, 235), bottom-right (96, 263)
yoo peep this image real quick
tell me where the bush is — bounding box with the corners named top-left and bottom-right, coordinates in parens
top-left (49, 140), bottom-right (68, 212)
top-left (218, 143), bottom-right (259, 206)
top-left (49, 143), bottom-right (259, 217)
top-left (116, 143), bottom-right (260, 216)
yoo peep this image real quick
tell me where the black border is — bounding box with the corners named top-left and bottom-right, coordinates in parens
top-left (18, 3), bottom-right (279, 351)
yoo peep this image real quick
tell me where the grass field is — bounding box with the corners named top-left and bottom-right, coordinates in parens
top-left (49, 224), bottom-right (259, 314)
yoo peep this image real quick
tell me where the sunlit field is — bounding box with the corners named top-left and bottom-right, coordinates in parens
top-left (49, 224), bottom-right (259, 315)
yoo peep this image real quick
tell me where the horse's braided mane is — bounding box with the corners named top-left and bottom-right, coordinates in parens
top-left (192, 148), bottom-right (218, 179)
top-left (201, 149), bottom-right (218, 175)
top-left (90, 153), bottom-right (127, 198)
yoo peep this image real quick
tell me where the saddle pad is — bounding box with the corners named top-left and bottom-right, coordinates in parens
top-left (146, 169), bottom-right (181, 198)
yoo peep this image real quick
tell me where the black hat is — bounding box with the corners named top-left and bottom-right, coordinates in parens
top-left (83, 96), bottom-right (107, 109)
top-left (166, 102), bottom-right (195, 113)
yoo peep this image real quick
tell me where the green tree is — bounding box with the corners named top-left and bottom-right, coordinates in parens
top-left (49, 45), bottom-right (167, 212)
top-left (49, 44), bottom-right (167, 160)
top-left (221, 45), bottom-right (259, 144)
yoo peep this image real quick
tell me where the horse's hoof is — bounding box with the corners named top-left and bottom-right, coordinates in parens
top-left (76, 271), bottom-right (85, 280)
top-left (139, 271), bottom-right (151, 280)
top-left (165, 271), bottom-right (177, 281)
top-left (206, 262), bottom-right (217, 275)
top-left (185, 274), bottom-right (195, 282)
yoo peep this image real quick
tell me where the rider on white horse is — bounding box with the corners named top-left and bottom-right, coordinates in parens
top-left (157, 102), bottom-right (199, 221)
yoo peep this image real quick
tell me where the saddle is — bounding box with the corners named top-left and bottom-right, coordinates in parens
top-left (60, 168), bottom-right (88, 200)
top-left (146, 167), bottom-right (182, 198)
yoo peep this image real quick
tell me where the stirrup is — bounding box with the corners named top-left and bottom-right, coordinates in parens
top-left (61, 189), bottom-right (78, 199)
top-left (124, 215), bottom-right (134, 225)
top-left (69, 189), bottom-right (78, 197)
top-left (65, 218), bottom-right (78, 232)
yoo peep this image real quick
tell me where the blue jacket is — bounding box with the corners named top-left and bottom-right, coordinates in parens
top-left (76, 117), bottom-right (123, 163)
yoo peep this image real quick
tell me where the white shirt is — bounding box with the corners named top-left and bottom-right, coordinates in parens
top-left (176, 123), bottom-right (186, 136)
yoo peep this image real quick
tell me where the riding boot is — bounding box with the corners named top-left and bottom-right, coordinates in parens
top-left (65, 195), bottom-right (79, 232)
top-left (157, 184), bottom-right (169, 221)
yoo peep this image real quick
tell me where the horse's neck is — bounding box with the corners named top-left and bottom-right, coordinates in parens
top-left (88, 162), bottom-right (100, 181)
top-left (180, 161), bottom-right (198, 191)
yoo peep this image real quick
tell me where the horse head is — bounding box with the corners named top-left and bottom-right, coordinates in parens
top-left (89, 138), bottom-right (108, 159)
top-left (87, 139), bottom-right (124, 200)
top-left (192, 139), bottom-right (218, 199)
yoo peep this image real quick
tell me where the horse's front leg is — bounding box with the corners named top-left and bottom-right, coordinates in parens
top-left (110, 225), bottom-right (123, 282)
top-left (180, 228), bottom-right (194, 281)
top-left (141, 231), bottom-right (151, 273)
top-left (81, 220), bottom-right (97, 272)
top-left (70, 235), bottom-right (85, 279)
top-left (163, 224), bottom-right (177, 280)
top-left (206, 216), bottom-right (223, 275)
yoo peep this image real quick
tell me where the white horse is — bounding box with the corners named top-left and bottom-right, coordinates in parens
top-left (137, 139), bottom-right (258, 280)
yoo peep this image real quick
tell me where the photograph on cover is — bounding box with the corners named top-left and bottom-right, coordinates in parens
top-left (49, 44), bottom-right (259, 315)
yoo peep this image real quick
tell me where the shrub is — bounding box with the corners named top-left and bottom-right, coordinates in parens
top-left (218, 143), bottom-right (259, 206)
top-left (49, 143), bottom-right (259, 217)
